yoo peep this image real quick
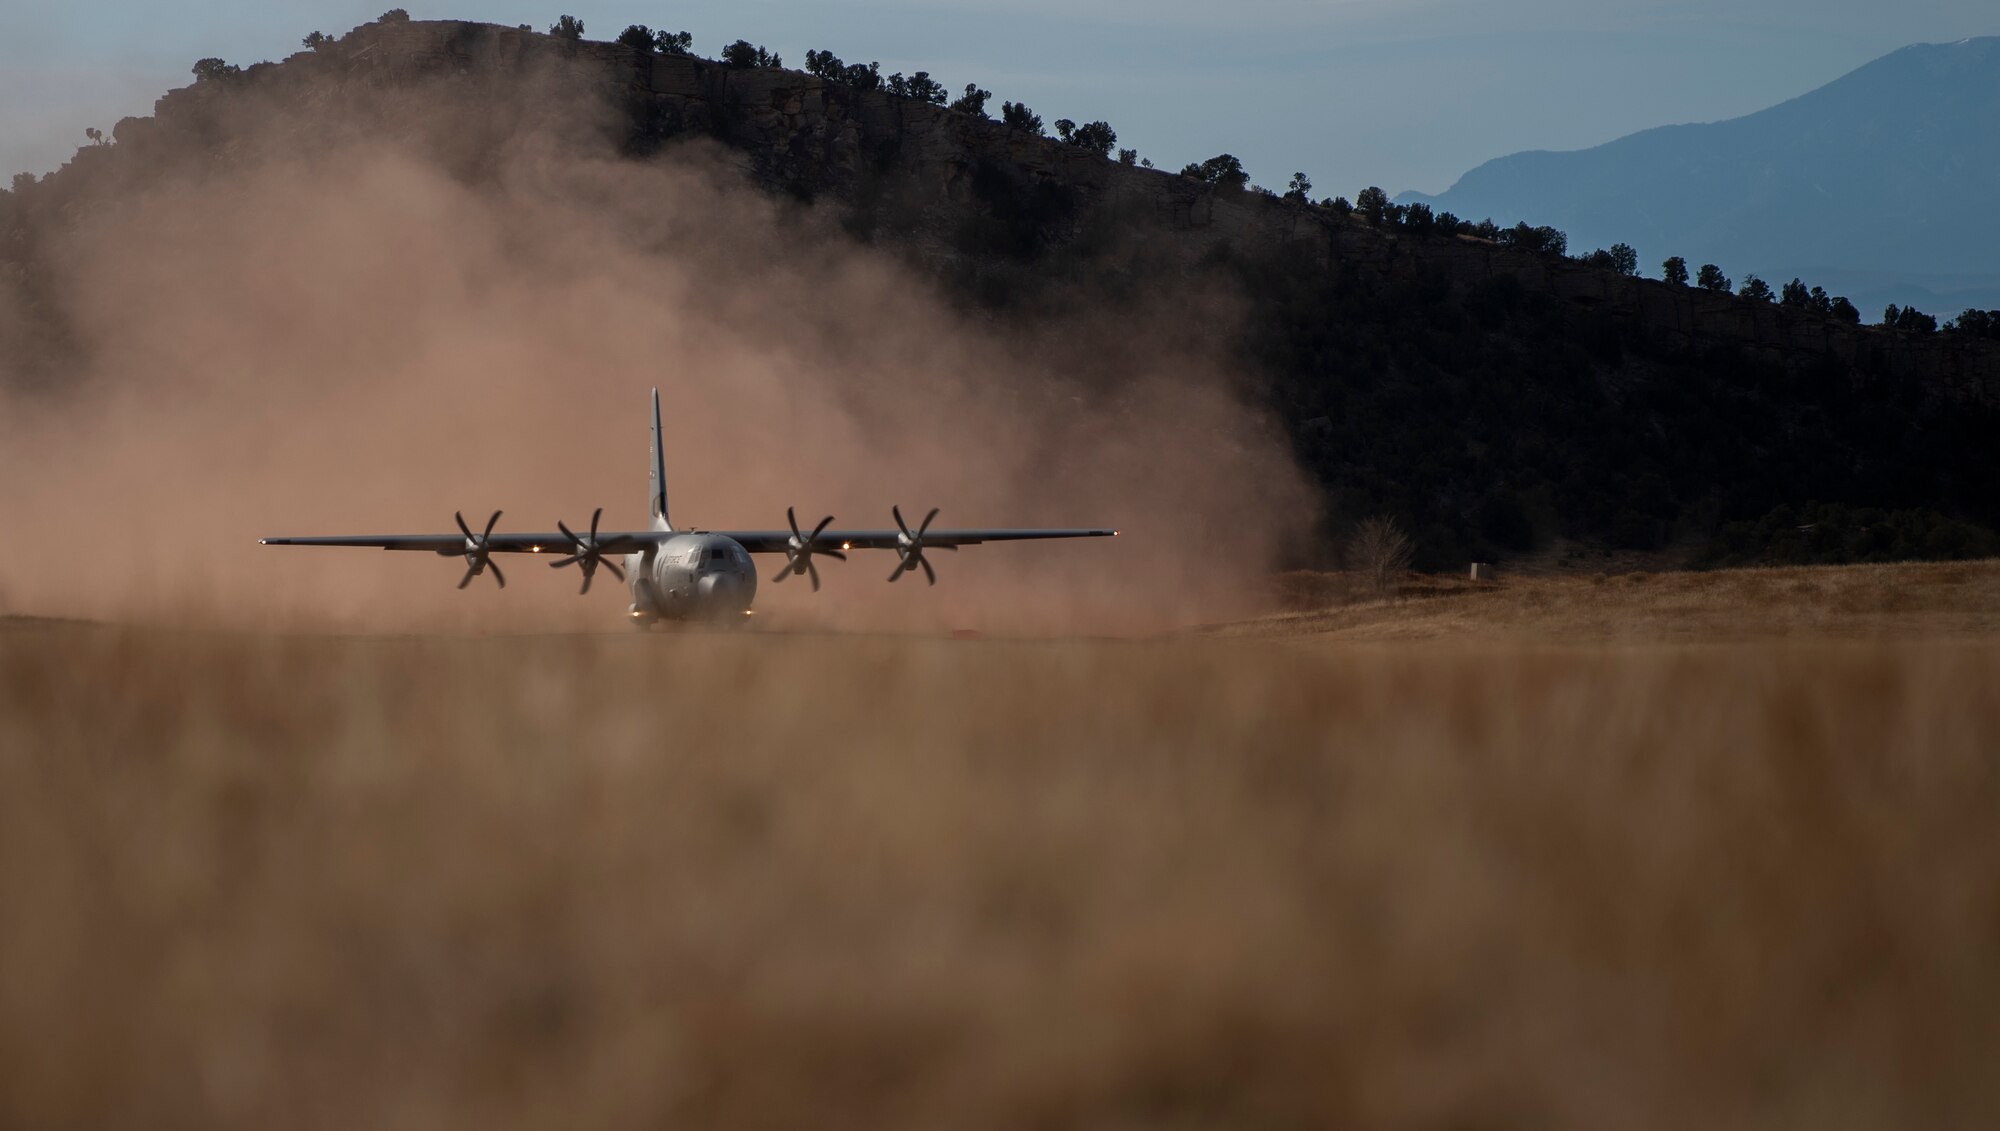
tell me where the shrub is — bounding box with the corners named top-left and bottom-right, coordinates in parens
top-left (1000, 101), bottom-right (1042, 134)
top-left (804, 49), bottom-right (843, 78)
top-left (1830, 296), bottom-right (1860, 324)
top-left (1118, 148), bottom-right (1138, 166)
top-left (1069, 121), bottom-right (1116, 157)
top-left (722, 40), bottom-right (781, 68)
top-left (302, 31), bottom-right (332, 50)
top-left (1180, 154), bottom-right (1248, 190)
top-left (1885, 304), bottom-right (1938, 334)
top-left (191, 58), bottom-right (241, 82)
top-left (1354, 185), bottom-right (1389, 225)
top-left (1436, 210), bottom-right (1462, 233)
top-left (1947, 309), bottom-right (2000, 340)
top-left (1284, 172), bottom-right (1312, 203)
top-left (1402, 201), bottom-right (1435, 232)
top-left (806, 50), bottom-right (879, 88)
top-left (1499, 222), bottom-right (1566, 256)
top-left (549, 15), bottom-right (584, 41)
top-left (1607, 242), bottom-right (1638, 276)
top-left (887, 71), bottom-right (946, 104)
top-left (1348, 516), bottom-right (1414, 594)
top-left (1780, 278), bottom-right (1810, 308)
top-left (616, 24), bottom-right (656, 51)
top-left (1739, 275), bottom-right (1774, 303)
top-left (950, 83), bottom-right (991, 117)
top-left (379, 8), bottom-right (410, 23)
top-left (1696, 263), bottom-right (1730, 293)
top-left (1663, 256), bottom-right (1689, 285)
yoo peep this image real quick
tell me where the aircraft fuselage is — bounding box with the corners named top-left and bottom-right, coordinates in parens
top-left (627, 533), bottom-right (758, 623)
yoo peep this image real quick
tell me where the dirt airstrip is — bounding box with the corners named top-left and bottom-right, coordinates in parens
top-left (3, 560), bottom-right (1997, 1129)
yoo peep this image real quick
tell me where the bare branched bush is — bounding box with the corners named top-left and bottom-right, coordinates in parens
top-left (1349, 515), bottom-right (1414, 594)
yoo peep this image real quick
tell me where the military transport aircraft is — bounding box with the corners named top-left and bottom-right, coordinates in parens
top-left (262, 389), bottom-right (1117, 626)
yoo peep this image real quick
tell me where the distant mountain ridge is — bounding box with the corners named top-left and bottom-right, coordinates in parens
top-left (1402, 37), bottom-right (2000, 315)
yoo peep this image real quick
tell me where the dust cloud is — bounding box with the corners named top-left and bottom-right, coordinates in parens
top-left (0, 62), bottom-right (1314, 635)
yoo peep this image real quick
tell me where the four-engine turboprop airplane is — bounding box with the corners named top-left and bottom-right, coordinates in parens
top-left (261, 389), bottom-right (1117, 626)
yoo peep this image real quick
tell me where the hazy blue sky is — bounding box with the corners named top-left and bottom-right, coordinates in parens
top-left (3, 2), bottom-right (1993, 196)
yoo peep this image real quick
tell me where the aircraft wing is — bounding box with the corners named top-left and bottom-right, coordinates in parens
top-left (259, 532), bottom-right (665, 554)
top-left (709, 528), bottom-right (1118, 554)
top-left (260, 528), bottom-right (1117, 554)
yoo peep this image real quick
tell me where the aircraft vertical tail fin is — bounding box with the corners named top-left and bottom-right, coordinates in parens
top-left (649, 387), bottom-right (671, 532)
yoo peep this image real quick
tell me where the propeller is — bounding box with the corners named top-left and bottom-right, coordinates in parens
top-left (550, 507), bottom-right (627, 595)
top-left (888, 504), bottom-right (955, 585)
top-left (772, 507), bottom-right (844, 592)
top-left (454, 509), bottom-right (506, 590)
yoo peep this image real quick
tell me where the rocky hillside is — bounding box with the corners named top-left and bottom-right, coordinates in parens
top-left (6, 17), bottom-right (1999, 568)
top-left (1404, 37), bottom-right (2000, 317)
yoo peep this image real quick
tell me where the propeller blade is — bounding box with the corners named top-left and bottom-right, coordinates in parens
top-left (808, 559), bottom-right (821, 592)
top-left (919, 507), bottom-right (938, 538)
top-left (893, 505), bottom-right (909, 537)
top-left (489, 558), bottom-right (506, 588)
top-left (589, 507), bottom-right (603, 540)
top-left (455, 511), bottom-right (474, 540)
top-left (888, 558), bottom-right (908, 582)
top-left (602, 558), bottom-right (625, 582)
top-left (557, 519), bottom-right (578, 543)
top-left (920, 556), bottom-right (936, 586)
top-left (820, 549), bottom-right (847, 562)
top-left (482, 510), bottom-right (502, 539)
top-left (810, 514), bottom-right (834, 542)
top-left (578, 567), bottom-right (592, 596)
top-left (788, 506), bottom-right (802, 540)
top-left (771, 566), bottom-right (789, 584)
top-left (550, 554), bottom-right (584, 568)
top-left (458, 566), bottom-right (476, 590)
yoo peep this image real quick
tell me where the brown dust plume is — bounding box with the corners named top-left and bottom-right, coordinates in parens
top-left (0, 64), bottom-right (1311, 633)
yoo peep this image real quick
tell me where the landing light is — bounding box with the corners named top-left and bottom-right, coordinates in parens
top-left (841, 542), bottom-right (851, 550)
top-left (531, 546), bottom-right (542, 553)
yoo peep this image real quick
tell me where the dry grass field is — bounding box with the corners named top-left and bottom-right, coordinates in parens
top-left (1250, 558), bottom-right (2000, 643)
top-left (4, 560), bottom-right (1999, 1129)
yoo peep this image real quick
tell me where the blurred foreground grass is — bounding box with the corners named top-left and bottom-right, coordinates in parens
top-left (3, 609), bottom-right (1998, 1128)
